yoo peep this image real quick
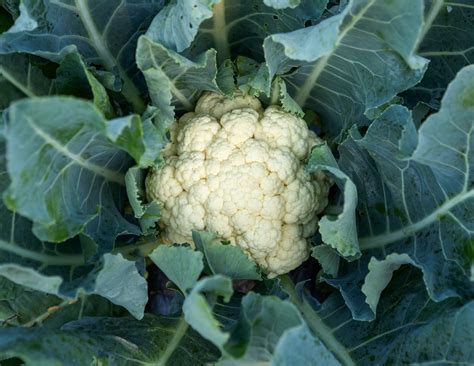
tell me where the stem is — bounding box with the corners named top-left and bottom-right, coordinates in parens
top-left (23, 299), bottom-right (75, 327)
top-left (0, 240), bottom-right (85, 266)
top-left (279, 275), bottom-right (355, 366)
top-left (212, 0), bottom-right (230, 64)
top-left (270, 78), bottom-right (281, 105)
top-left (157, 316), bottom-right (189, 366)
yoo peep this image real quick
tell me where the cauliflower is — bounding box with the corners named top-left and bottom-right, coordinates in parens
top-left (146, 92), bottom-right (332, 277)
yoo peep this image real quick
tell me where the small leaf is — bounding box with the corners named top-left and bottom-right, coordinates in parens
top-left (192, 231), bottom-right (261, 280)
top-left (136, 36), bottom-right (219, 126)
top-left (306, 143), bottom-right (360, 259)
top-left (183, 275), bottom-right (233, 349)
top-left (149, 245), bottom-right (204, 294)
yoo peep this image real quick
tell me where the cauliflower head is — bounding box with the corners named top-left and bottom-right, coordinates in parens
top-left (146, 92), bottom-right (331, 277)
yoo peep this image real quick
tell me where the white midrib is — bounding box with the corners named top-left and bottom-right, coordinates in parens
top-left (212, 0), bottom-right (230, 64)
top-left (359, 189), bottom-right (474, 250)
top-left (417, 0), bottom-right (444, 46)
top-left (0, 65), bottom-right (36, 98)
top-left (26, 117), bottom-right (125, 185)
top-left (75, 0), bottom-right (145, 112)
top-left (294, 0), bottom-right (376, 106)
top-left (156, 317), bottom-right (189, 366)
top-left (75, 0), bottom-right (115, 69)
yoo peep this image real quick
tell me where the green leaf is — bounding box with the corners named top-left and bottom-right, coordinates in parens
top-left (125, 166), bottom-right (160, 234)
top-left (277, 77), bottom-right (304, 116)
top-left (0, 53), bottom-right (53, 109)
top-left (0, 0), bottom-right (165, 112)
top-left (406, 0), bottom-right (474, 107)
top-left (333, 65), bottom-right (474, 319)
top-left (216, 59), bottom-right (236, 96)
top-left (306, 143), bottom-right (360, 259)
top-left (0, 315), bottom-right (220, 365)
top-left (4, 97), bottom-right (139, 248)
top-left (106, 115), bottom-right (163, 168)
top-left (146, 0), bottom-right (219, 53)
top-left (311, 245), bottom-right (340, 277)
top-left (192, 231), bottom-right (261, 280)
top-left (318, 270), bottom-right (474, 365)
top-left (0, 139), bottom-right (146, 318)
top-left (55, 51), bottom-right (113, 118)
top-left (137, 36), bottom-right (220, 125)
top-left (236, 56), bottom-right (271, 97)
top-left (263, 0), bottom-right (301, 9)
top-left (149, 245), bottom-right (204, 294)
top-left (183, 275), bottom-right (233, 349)
top-left (264, 0), bottom-right (428, 138)
top-left (219, 292), bottom-right (341, 365)
top-left (196, 0), bottom-right (327, 62)
top-left (361, 253), bottom-right (415, 314)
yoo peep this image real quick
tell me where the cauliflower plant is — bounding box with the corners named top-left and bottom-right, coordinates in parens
top-left (146, 92), bottom-right (332, 277)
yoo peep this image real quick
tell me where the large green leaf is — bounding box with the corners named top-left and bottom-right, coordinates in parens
top-left (55, 51), bottom-right (113, 117)
top-left (331, 65), bottom-right (474, 320)
top-left (0, 315), bottom-right (220, 365)
top-left (0, 142), bottom-right (147, 319)
top-left (406, 0), bottom-right (474, 107)
top-left (219, 291), bottom-right (341, 365)
top-left (0, 0), bottom-right (166, 111)
top-left (0, 53), bottom-right (53, 109)
top-left (0, 278), bottom-right (120, 328)
top-left (4, 97), bottom-right (138, 247)
top-left (316, 270), bottom-right (474, 365)
top-left (146, 0), bottom-right (327, 63)
top-left (264, 0), bottom-right (428, 138)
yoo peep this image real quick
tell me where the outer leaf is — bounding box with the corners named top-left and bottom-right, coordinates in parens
top-left (218, 292), bottom-right (341, 365)
top-left (264, 0), bottom-right (428, 138)
top-left (0, 53), bottom-right (53, 109)
top-left (193, 0), bottom-right (327, 63)
top-left (0, 0), bottom-right (165, 111)
top-left (149, 245), bottom-right (204, 294)
top-left (146, 0), bottom-right (219, 53)
top-left (306, 143), bottom-right (359, 258)
top-left (136, 35), bottom-right (219, 125)
top-left (0, 315), bottom-right (220, 365)
top-left (183, 275), bottom-right (233, 349)
top-left (315, 270), bottom-right (474, 365)
top-left (192, 231), bottom-right (261, 281)
top-left (4, 97), bottom-right (139, 248)
top-left (406, 0), bottom-right (474, 107)
top-left (55, 50), bottom-right (113, 118)
top-left (333, 65), bottom-right (474, 319)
